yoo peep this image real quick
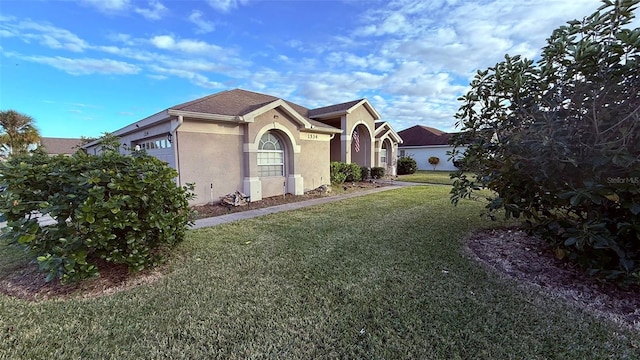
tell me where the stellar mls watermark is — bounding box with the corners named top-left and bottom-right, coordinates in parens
top-left (606, 176), bottom-right (639, 185)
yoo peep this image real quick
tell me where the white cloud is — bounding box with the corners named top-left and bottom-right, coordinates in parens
top-left (21, 55), bottom-right (140, 75)
top-left (206, 0), bottom-right (248, 13)
top-left (149, 65), bottom-right (223, 88)
top-left (188, 10), bottom-right (215, 34)
top-left (150, 34), bottom-right (224, 54)
top-left (79, 0), bottom-right (130, 13)
top-left (3, 19), bottom-right (89, 52)
top-left (134, 0), bottom-right (168, 20)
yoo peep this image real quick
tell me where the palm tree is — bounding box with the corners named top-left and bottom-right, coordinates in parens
top-left (0, 110), bottom-right (41, 158)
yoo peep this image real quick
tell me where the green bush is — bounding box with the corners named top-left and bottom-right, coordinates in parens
top-left (397, 156), bottom-right (417, 175)
top-left (450, 1), bottom-right (640, 281)
top-left (330, 162), bottom-right (347, 184)
top-left (370, 167), bottom-right (385, 179)
top-left (360, 166), bottom-right (370, 181)
top-left (0, 140), bottom-right (195, 283)
top-left (330, 162), bottom-right (362, 184)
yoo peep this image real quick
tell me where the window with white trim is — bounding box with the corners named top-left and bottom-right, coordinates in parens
top-left (258, 132), bottom-right (284, 177)
top-left (381, 143), bottom-right (388, 165)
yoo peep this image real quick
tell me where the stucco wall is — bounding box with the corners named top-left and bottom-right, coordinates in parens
top-left (177, 129), bottom-right (244, 205)
top-left (399, 145), bottom-right (465, 171)
top-left (261, 176), bottom-right (287, 198)
top-left (298, 133), bottom-right (332, 188)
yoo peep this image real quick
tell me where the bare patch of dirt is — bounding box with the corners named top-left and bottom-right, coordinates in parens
top-left (0, 258), bottom-right (164, 301)
top-left (466, 228), bottom-right (640, 331)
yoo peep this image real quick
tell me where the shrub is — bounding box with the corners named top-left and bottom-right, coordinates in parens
top-left (450, 1), bottom-right (640, 281)
top-left (370, 167), bottom-right (385, 179)
top-left (0, 140), bottom-right (195, 283)
top-left (428, 156), bottom-right (440, 170)
top-left (330, 162), bottom-right (362, 184)
top-left (397, 156), bottom-right (417, 175)
top-left (360, 166), bottom-right (370, 181)
top-left (330, 162), bottom-right (347, 184)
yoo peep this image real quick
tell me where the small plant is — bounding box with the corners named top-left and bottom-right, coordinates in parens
top-left (397, 156), bottom-right (417, 175)
top-left (428, 156), bottom-right (440, 170)
top-left (370, 167), bottom-right (385, 179)
top-left (360, 166), bottom-right (370, 181)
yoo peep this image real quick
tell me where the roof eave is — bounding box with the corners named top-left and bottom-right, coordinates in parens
top-left (167, 109), bottom-right (244, 123)
top-left (82, 110), bottom-right (172, 148)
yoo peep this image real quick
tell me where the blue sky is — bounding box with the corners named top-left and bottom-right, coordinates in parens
top-left (0, 0), bottom-right (631, 138)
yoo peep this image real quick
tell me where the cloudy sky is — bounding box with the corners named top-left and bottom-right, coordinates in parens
top-left (0, 0), bottom-right (628, 138)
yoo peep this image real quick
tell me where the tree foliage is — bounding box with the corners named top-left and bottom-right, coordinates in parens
top-left (428, 156), bottom-right (440, 170)
top-left (0, 138), bottom-right (195, 283)
top-left (450, 0), bottom-right (640, 280)
top-left (0, 110), bottom-right (41, 159)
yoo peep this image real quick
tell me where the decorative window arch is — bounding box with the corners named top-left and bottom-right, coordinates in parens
top-left (257, 131), bottom-right (284, 177)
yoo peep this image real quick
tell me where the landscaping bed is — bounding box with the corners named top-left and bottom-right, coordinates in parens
top-left (191, 181), bottom-right (389, 219)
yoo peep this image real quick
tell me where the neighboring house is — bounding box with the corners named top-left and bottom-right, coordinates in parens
top-left (84, 89), bottom-right (402, 205)
top-left (397, 125), bottom-right (464, 171)
top-left (40, 137), bottom-right (83, 156)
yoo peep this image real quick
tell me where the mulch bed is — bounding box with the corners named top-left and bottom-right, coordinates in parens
top-left (465, 228), bottom-right (640, 331)
top-left (192, 181), bottom-right (389, 219)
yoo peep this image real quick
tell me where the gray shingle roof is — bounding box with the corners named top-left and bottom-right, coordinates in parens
top-left (170, 89), bottom-right (336, 130)
top-left (308, 99), bottom-right (363, 118)
top-left (40, 137), bottom-right (83, 155)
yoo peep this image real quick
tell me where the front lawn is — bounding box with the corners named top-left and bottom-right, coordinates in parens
top-left (1, 186), bottom-right (638, 358)
top-left (396, 170), bottom-right (459, 185)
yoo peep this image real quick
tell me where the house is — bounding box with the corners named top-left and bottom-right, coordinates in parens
top-left (397, 125), bottom-right (463, 171)
top-left (84, 89), bottom-right (402, 205)
top-left (39, 137), bottom-right (83, 156)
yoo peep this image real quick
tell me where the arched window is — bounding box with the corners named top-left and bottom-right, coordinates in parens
top-left (258, 132), bottom-right (284, 177)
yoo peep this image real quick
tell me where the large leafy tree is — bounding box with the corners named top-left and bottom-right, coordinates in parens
top-left (451, 0), bottom-right (640, 279)
top-left (0, 110), bottom-right (41, 158)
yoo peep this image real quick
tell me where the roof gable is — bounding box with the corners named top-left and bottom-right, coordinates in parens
top-left (309, 99), bottom-right (380, 120)
top-left (374, 121), bottom-right (403, 143)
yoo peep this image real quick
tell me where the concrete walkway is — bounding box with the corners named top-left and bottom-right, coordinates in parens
top-left (191, 182), bottom-right (419, 229)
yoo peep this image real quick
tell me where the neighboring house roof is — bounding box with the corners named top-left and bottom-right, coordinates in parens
top-left (397, 125), bottom-right (452, 146)
top-left (40, 137), bottom-right (83, 155)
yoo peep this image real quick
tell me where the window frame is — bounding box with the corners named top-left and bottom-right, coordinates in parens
top-left (257, 132), bottom-right (285, 177)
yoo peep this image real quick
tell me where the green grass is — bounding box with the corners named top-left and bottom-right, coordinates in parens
top-left (1, 186), bottom-right (639, 359)
top-left (396, 170), bottom-right (460, 185)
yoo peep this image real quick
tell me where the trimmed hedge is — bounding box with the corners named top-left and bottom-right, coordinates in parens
top-left (330, 162), bottom-right (362, 184)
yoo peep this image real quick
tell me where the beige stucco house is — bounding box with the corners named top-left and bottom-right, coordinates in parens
top-left (84, 89), bottom-right (402, 205)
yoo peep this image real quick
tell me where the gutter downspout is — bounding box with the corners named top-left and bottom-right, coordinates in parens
top-left (171, 115), bottom-right (184, 186)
